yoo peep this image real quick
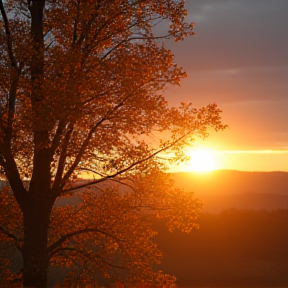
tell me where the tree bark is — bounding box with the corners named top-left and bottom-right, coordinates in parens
top-left (21, 2), bottom-right (54, 287)
top-left (22, 151), bottom-right (53, 288)
top-left (22, 195), bottom-right (54, 288)
top-left (22, 142), bottom-right (55, 287)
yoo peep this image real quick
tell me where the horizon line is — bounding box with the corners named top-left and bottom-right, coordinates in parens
top-left (212, 150), bottom-right (288, 154)
top-left (173, 169), bottom-right (288, 173)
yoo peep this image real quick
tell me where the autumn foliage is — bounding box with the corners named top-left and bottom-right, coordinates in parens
top-left (0, 1), bottom-right (226, 287)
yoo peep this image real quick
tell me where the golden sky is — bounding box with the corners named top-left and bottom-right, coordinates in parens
top-left (162, 0), bottom-right (288, 172)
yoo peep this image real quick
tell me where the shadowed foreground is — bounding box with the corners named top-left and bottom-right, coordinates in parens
top-left (42, 209), bottom-right (288, 287)
top-left (154, 209), bottom-right (288, 288)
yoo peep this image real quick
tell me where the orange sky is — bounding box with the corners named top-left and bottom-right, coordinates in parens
top-left (161, 0), bottom-right (288, 172)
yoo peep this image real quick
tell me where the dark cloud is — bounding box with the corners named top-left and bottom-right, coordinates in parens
top-left (175, 0), bottom-right (288, 70)
top-left (163, 0), bottom-right (288, 151)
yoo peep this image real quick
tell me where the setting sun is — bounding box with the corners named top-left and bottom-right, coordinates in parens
top-left (186, 148), bottom-right (217, 172)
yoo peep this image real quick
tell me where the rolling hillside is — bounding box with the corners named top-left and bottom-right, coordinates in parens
top-left (171, 170), bottom-right (288, 213)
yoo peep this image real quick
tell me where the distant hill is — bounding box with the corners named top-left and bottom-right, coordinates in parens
top-left (170, 170), bottom-right (288, 213)
top-left (171, 170), bottom-right (288, 195)
top-left (2, 170), bottom-right (288, 213)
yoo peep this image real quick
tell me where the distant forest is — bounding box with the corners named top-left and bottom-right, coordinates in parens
top-left (154, 209), bottom-right (288, 287)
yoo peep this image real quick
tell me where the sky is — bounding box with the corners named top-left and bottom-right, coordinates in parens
top-left (164, 0), bottom-right (288, 172)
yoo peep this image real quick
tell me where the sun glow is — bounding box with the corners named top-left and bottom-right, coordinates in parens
top-left (186, 148), bottom-right (217, 172)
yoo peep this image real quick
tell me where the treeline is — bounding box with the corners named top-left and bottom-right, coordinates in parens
top-left (154, 209), bottom-right (288, 287)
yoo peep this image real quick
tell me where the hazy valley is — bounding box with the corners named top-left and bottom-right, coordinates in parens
top-left (171, 170), bottom-right (288, 213)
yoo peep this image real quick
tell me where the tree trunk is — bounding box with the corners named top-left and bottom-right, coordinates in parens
top-left (24, 0), bottom-right (52, 281)
top-left (22, 199), bottom-right (53, 288)
top-left (21, 142), bottom-right (55, 287)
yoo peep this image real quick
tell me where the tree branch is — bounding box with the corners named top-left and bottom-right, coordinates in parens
top-left (50, 120), bottom-right (66, 156)
top-left (52, 122), bottom-right (75, 193)
top-left (0, 0), bottom-right (17, 68)
top-left (48, 227), bottom-right (121, 256)
top-left (51, 246), bottom-right (128, 271)
top-left (62, 127), bottom-right (196, 193)
top-left (0, 226), bottom-right (23, 252)
top-left (60, 93), bottom-right (136, 190)
top-left (76, 167), bottom-right (136, 191)
top-left (1, 151), bottom-right (28, 211)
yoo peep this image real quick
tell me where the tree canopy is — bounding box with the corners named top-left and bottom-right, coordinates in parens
top-left (0, 1), bottom-right (226, 287)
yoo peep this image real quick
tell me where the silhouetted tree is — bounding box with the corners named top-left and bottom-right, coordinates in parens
top-left (0, 1), bottom-right (225, 287)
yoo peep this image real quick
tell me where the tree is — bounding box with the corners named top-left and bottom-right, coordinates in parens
top-left (0, 1), bottom-right (226, 287)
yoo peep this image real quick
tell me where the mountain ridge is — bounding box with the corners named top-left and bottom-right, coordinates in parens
top-left (171, 169), bottom-right (288, 195)
top-left (170, 170), bottom-right (288, 212)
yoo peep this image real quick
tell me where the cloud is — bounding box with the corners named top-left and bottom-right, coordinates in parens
top-left (164, 1), bottom-right (288, 154)
top-left (216, 150), bottom-right (288, 154)
top-left (172, 0), bottom-right (288, 72)
top-left (167, 65), bottom-right (288, 105)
